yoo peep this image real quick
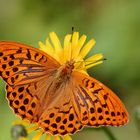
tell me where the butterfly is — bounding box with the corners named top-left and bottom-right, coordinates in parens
top-left (0, 41), bottom-right (128, 135)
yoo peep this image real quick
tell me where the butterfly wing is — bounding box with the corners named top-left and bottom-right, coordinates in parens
top-left (38, 80), bottom-right (83, 135)
top-left (37, 70), bottom-right (128, 136)
top-left (71, 71), bottom-right (129, 127)
top-left (0, 41), bottom-right (60, 86)
top-left (37, 71), bottom-right (128, 136)
top-left (0, 41), bottom-right (128, 135)
top-left (0, 41), bottom-right (60, 122)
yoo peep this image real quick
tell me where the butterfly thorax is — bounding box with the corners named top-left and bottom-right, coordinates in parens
top-left (56, 60), bottom-right (74, 81)
top-left (39, 60), bottom-right (75, 110)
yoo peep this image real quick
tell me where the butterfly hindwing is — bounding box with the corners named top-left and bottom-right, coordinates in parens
top-left (71, 71), bottom-right (129, 127)
top-left (38, 81), bottom-right (83, 135)
top-left (6, 83), bottom-right (41, 122)
top-left (37, 70), bottom-right (129, 135)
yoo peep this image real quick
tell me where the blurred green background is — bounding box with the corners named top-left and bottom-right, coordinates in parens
top-left (0, 0), bottom-right (140, 140)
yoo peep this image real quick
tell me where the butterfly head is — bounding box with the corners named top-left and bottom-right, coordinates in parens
top-left (62, 60), bottom-right (75, 74)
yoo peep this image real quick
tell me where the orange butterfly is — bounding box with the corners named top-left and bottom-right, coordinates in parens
top-left (0, 35), bottom-right (128, 136)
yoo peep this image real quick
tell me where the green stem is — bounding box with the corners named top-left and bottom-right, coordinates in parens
top-left (102, 127), bottom-right (117, 140)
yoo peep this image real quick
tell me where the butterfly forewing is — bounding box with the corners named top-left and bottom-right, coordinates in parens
top-left (0, 41), bottom-right (60, 122)
top-left (0, 42), bottom-right (60, 85)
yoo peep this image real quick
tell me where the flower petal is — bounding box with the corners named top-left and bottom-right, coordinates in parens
top-left (44, 39), bottom-right (55, 54)
top-left (39, 41), bottom-right (51, 53)
top-left (79, 39), bottom-right (96, 58)
top-left (45, 134), bottom-right (51, 140)
top-left (39, 39), bottom-right (60, 62)
top-left (32, 130), bottom-right (44, 140)
top-left (38, 41), bottom-right (46, 50)
top-left (19, 137), bottom-right (28, 140)
top-left (75, 69), bottom-right (88, 75)
top-left (85, 61), bottom-right (103, 69)
top-left (54, 136), bottom-right (61, 140)
top-left (39, 31), bottom-right (103, 74)
top-left (26, 125), bottom-right (39, 134)
top-left (62, 135), bottom-right (72, 140)
top-left (49, 32), bottom-right (63, 53)
top-left (13, 120), bottom-right (30, 126)
top-left (39, 41), bottom-right (54, 57)
top-left (85, 53), bottom-right (103, 65)
top-left (78, 34), bottom-right (87, 49)
top-left (49, 32), bottom-right (64, 63)
top-left (64, 34), bottom-right (72, 61)
top-left (72, 32), bottom-right (79, 47)
top-left (72, 34), bottom-right (87, 59)
top-left (71, 32), bottom-right (79, 58)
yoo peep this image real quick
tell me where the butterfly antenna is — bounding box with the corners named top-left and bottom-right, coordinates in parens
top-left (85, 58), bottom-right (107, 66)
top-left (70, 27), bottom-right (74, 61)
top-left (72, 27), bottom-right (74, 34)
top-left (75, 57), bottom-right (107, 70)
top-left (103, 58), bottom-right (107, 61)
top-left (75, 58), bottom-right (107, 64)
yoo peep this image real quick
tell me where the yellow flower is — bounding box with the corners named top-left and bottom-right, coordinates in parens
top-left (12, 120), bottom-right (72, 140)
top-left (11, 31), bottom-right (104, 140)
top-left (39, 32), bottom-right (104, 74)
